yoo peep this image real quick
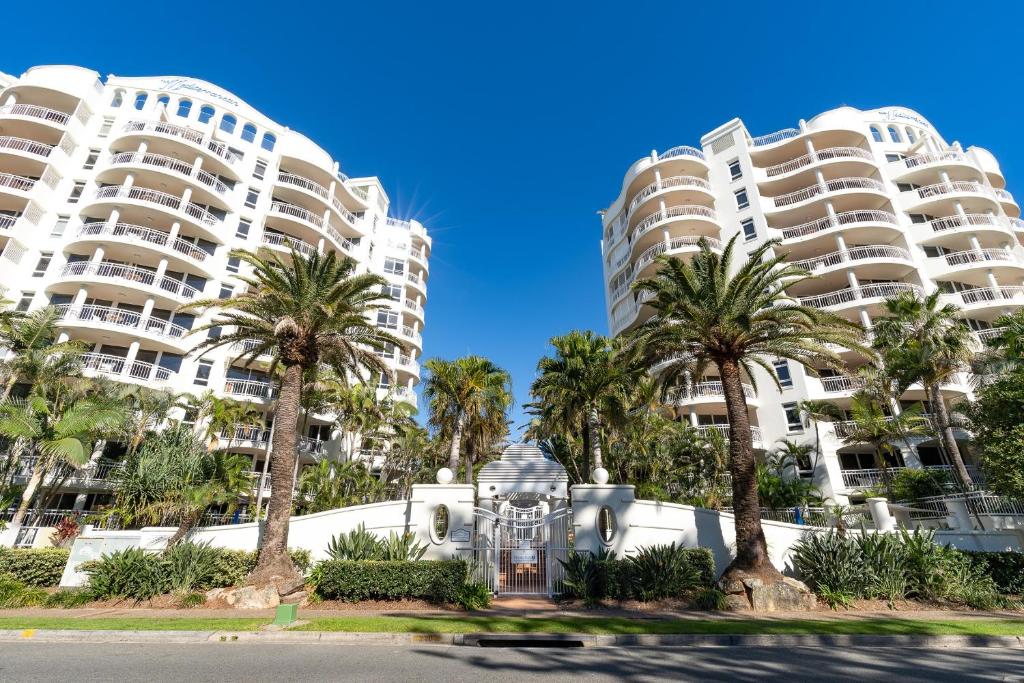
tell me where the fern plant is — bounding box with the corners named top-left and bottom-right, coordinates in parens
top-left (325, 523), bottom-right (385, 561)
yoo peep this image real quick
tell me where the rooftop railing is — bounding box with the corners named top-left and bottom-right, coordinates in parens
top-left (750, 128), bottom-right (800, 147)
top-left (657, 146), bottom-right (705, 161)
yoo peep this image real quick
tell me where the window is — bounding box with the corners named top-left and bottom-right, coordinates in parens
top-left (83, 149), bottom-right (100, 170)
top-left (226, 256), bottom-right (240, 274)
top-left (110, 90), bottom-right (124, 108)
top-left (728, 159), bottom-right (742, 181)
top-left (253, 160), bottom-right (267, 180)
top-left (244, 187), bottom-right (259, 209)
top-left (377, 342), bottom-right (397, 359)
top-left (261, 133), bottom-right (276, 152)
top-left (15, 292), bottom-right (34, 312)
top-left (156, 95), bottom-right (170, 108)
top-left (198, 106), bottom-right (215, 124)
top-left (134, 92), bottom-right (148, 110)
top-left (887, 126), bottom-right (901, 143)
top-left (235, 219), bottom-right (251, 240)
top-left (207, 326), bottom-right (222, 340)
top-left (220, 114), bottom-right (237, 134)
top-left (68, 182), bottom-right (86, 204)
top-left (741, 218), bottom-right (757, 241)
top-left (734, 188), bottom-right (749, 210)
top-left (783, 402), bottom-right (803, 432)
top-left (905, 127), bottom-right (916, 143)
top-left (32, 252), bottom-right (52, 277)
top-left (884, 153), bottom-right (904, 163)
top-left (177, 100), bottom-right (192, 118)
top-left (870, 126), bottom-right (884, 143)
top-left (382, 284), bottom-right (402, 300)
top-left (193, 359), bottom-right (213, 387)
top-left (773, 360), bottom-right (793, 388)
top-left (376, 310), bottom-right (399, 329)
top-left (98, 117), bottom-right (114, 137)
top-left (241, 124), bottom-right (257, 143)
top-left (50, 215), bottom-right (69, 237)
top-left (384, 257), bottom-right (405, 275)
top-left (218, 285), bottom-right (233, 299)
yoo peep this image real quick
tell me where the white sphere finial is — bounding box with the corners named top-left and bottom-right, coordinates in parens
top-left (592, 467), bottom-right (609, 485)
top-left (436, 467), bottom-right (454, 485)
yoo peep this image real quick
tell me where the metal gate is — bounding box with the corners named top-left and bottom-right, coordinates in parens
top-left (471, 504), bottom-right (573, 596)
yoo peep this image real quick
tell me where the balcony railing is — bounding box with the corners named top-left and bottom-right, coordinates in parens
top-left (403, 298), bottom-right (423, 315)
top-left (0, 136), bottom-right (54, 158)
top-left (0, 103), bottom-right (71, 125)
top-left (122, 120), bottom-right (240, 164)
top-left (0, 172), bottom-right (36, 193)
top-left (223, 378), bottom-right (277, 399)
top-left (54, 303), bottom-right (189, 341)
top-left (780, 209), bottom-right (898, 241)
top-left (221, 425), bottom-right (270, 444)
top-left (949, 286), bottom-right (1024, 306)
top-left (772, 177), bottom-right (885, 208)
top-left (974, 327), bottom-right (1005, 344)
top-left (790, 245), bottom-right (911, 272)
top-left (799, 282), bottom-right (923, 310)
top-left (928, 213), bottom-right (1004, 233)
top-left (750, 128), bottom-right (800, 147)
top-left (994, 188), bottom-right (1016, 204)
top-left (269, 201), bottom-right (324, 228)
top-left (612, 236), bottom-right (722, 300)
top-left (669, 381), bottom-right (756, 401)
top-left (108, 152), bottom-right (229, 194)
top-left (1010, 217), bottom-right (1024, 232)
top-left (628, 175), bottom-right (712, 214)
top-left (401, 325), bottom-right (422, 345)
top-left (82, 352), bottom-right (172, 382)
top-left (261, 232), bottom-right (318, 258)
top-left (92, 186), bottom-right (218, 226)
top-left (764, 146), bottom-right (873, 178)
top-left (914, 180), bottom-right (987, 200)
top-left (8, 456), bottom-right (124, 489)
top-left (840, 465), bottom-right (980, 490)
top-left (77, 221), bottom-right (212, 263)
top-left (896, 150), bottom-right (966, 169)
top-left (820, 375), bottom-right (865, 393)
top-left (59, 261), bottom-right (200, 300)
top-left (657, 146), bottom-right (706, 161)
top-left (629, 205), bottom-right (718, 244)
top-left (939, 248), bottom-right (1015, 267)
top-left (695, 424), bottom-right (764, 443)
top-left (0, 214), bottom-right (19, 231)
top-left (277, 171), bottom-right (330, 199)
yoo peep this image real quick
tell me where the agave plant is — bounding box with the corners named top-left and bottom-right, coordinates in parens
top-left (325, 523), bottom-right (384, 561)
top-left (626, 543), bottom-right (701, 601)
top-left (379, 531), bottom-right (428, 561)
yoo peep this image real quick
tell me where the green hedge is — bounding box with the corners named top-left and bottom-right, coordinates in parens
top-left (312, 560), bottom-right (468, 603)
top-left (206, 548), bottom-right (312, 588)
top-left (965, 551), bottom-right (1024, 595)
top-left (596, 547), bottom-right (716, 601)
top-left (0, 548), bottom-right (70, 588)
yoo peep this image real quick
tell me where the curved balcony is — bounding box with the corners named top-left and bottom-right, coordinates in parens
top-left (669, 381), bottom-right (757, 404)
top-left (56, 261), bottom-right (199, 304)
top-left (260, 231), bottom-right (318, 259)
top-left (0, 136), bottom-right (55, 162)
top-left (799, 282), bottom-right (923, 311)
top-left (750, 128), bottom-right (801, 147)
top-left (778, 209), bottom-right (899, 243)
top-left (216, 427), bottom-right (328, 457)
top-left (267, 201), bottom-right (356, 257)
top-left (0, 103), bottom-right (70, 128)
top-left (1010, 218), bottom-right (1024, 234)
top-left (81, 352), bottom-right (172, 385)
top-left (276, 172), bottom-right (361, 230)
top-left (763, 146), bottom-right (874, 179)
top-left (790, 245), bottom-right (912, 274)
top-left (107, 151), bottom-right (230, 197)
top-left (0, 172), bottom-right (36, 197)
top-left (695, 423), bottom-right (764, 446)
top-left (90, 186), bottom-right (221, 239)
top-left (223, 378), bottom-right (277, 401)
top-left (945, 286), bottom-right (1024, 312)
top-left (627, 175), bottom-right (713, 220)
top-left (611, 236), bottom-right (721, 301)
top-left (994, 188), bottom-right (1019, 216)
top-left (400, 324), bottom-right (423, 349)
top-left (403, 298), bottom-right (425, 321)
top-left (119, 121), bottom-right (240, 175)
top-left (54, 303), bottom-right (190, 351)
top-left (408, 246), bottom-right (429, 273)
top-left (888, 150), bottom-right (973, 180)
top-left (73, 222), bottom-right (214, 273)
top-left (936, 248), bottom-right (1018, 269)
top-left (903, 181), bottom-right (993, 212)
top-left (927, 213), bottom-right (1008, 237)
top-left (819, 375), bottom-right (866, 394)
top-left (770, 177), bottom-right (886, 210)
top-left (629, 204), bottom-right (719, 252)
top-left (0, 214), bottom-right (18, 232)
top-left (659, 146), bottom-right (706, 161)
top-left (395, 354), bottom-right (421, 380)
top-left (406, 270), bottom-right (428, 298)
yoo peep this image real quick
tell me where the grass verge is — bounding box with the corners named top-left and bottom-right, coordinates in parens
top-left (0, 617), bottom-right (266, 632)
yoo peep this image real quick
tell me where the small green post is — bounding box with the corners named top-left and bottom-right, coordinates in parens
top-left (273, 604), bottom-right (298, 626)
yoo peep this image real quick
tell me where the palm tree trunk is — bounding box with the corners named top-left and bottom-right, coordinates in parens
top-left (167, 508), bottom-right (201, 547)
top-left (249, 364), bottom-right (303, 591)
top-left (587, 404), bottom-right (603, 473)
top-left (12, 459), bottom-right (44, 526)
top-left (2, 373), bottom-right (19, 401)
top-left (447, 412), bottom-right (465, 474)
top-left (928, 384), bottom-right (973, 489)
top-left (464, 438), bottom-right (475, 485)
top-left (718, 358), bottom-right (779, 581)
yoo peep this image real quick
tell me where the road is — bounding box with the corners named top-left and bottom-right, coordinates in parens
top-left (0, 642), bottom-right (1021, 682)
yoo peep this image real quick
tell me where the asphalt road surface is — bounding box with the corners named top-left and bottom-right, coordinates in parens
top-left (0, 642), bottom-right (1022, 682)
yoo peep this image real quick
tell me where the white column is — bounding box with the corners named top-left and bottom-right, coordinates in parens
top-left (72, 287), bottom-right (89, 307)
top-left (167, 222), bottom-right (181, 243)
top-left (140, 297), bottom-right (156, 319)
top-left (858, 308), bottom-right (872, 330)
top-left (155, 258), bottom-right (169, 280)
top-left (105, 208), bottom-right (121, 229)
top-left (123, 173), bottom-right (135, 191)
top-left (866, 497), bottom-right (898, 532)
top-left (803, 137), bottom-right (816, 162)
top-left (90, 246), bottom-right (105, 263)
top-left (2, 94), bottom-right (16, 107)
top-left (192, 156), bottom-right (204, 177)
top-left (317, 237), bottom-right (325, 254)
top-left (123, 340), bottom-right (141, 377)
top-left (688, 408), bottom-right (698, 427)
top-left (136, 141), bottom-right (148, 156)
top-left (653, 169), bottom-right (662, 188)
top-left (180, 188), bottom-right (193, 209)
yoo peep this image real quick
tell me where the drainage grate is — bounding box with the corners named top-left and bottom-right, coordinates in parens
top-left (476, 638), bottom-right (585, 649)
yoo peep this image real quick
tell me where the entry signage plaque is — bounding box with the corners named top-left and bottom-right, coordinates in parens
top-left (450, 528), bottom-right (471, 543)
top-left (511, 549), bottom-right (538, 565)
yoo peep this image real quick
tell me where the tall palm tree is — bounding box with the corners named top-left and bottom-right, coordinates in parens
top-left (183, 247), bottom-right (399, 590)
top-left (631, 236), bottom-right (869, 582)
top-left (530, 331), bottom-right (638, 479)
top-left (798, 399), bottom-right (843, 472)
top-left (872, 291), bottom-right (975, 487)
top-left (0, 307), bottom-right (86, 399)
top-left (423, 356), bottom-right (512, 480)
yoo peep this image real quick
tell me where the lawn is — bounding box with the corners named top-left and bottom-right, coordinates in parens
top-left (0, 615), bottom-right (1021, 636)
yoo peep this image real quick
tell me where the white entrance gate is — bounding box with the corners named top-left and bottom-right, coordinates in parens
top-left (471, 505), bottom-right (572, 596)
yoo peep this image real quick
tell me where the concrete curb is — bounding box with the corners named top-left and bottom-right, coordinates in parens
top-left (0, 630), bottom-right (1022, 648)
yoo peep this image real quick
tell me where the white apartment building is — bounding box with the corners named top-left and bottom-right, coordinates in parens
top-left (600, 105), bottom-right (1021, 504)
top-left (0, 65), bottom-right (430, 516)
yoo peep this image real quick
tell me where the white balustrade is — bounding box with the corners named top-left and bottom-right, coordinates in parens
top-left (0, 172), bottom-right (36, 193)
top-left (764, 146), bottom-right (873, 178)
top-left (940, 248), bottom-right (1014, 267)
top-left (109, 152), bottom-right (229, 194)
top-left (628, 176), bottom-right (712, 215)
top-left (773, 177), bottom-right (885, 208)
top-left (820, 375), bottom-right (864, 393)
top-left (54, 303), bottom-right (189, 340)
top-left (261, 232), bottom-right (318, 258)
top-left (791, 245), bottom-right (910, 272)
top-left (223, 378), bottom-right (277, 399)
top-left (77, 222), bottom-right (211, 263)
top-left (93, 185), bottom-right (218, 226)
top-left (0, 136), bottom-right (54, 158)
top-left (59, 261), bottom-right (200, 300)
top-left (780, 209), bottom-right (897, 240)
top-left (0, 104), bottom-right (70, 125)
top-left (750, 128), bottom-right (800, 147)
top-left (81, 352), bottom-right (171, 382)
top-left (122, 120), bottom-right (240, 164)
top-left (629, 205), bottom-right (718, 244)
top-left (800, 282), bottom-right (922, 309)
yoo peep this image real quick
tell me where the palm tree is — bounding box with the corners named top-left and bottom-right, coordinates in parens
top-left (839, 393), bottom-right (931, 495)
top-left (630, 236), bottom-right (869, 583)
top-left (0, 307), bottom-right (86, 399)
top-left (190, 391), bottom-right (264, 450)
top-left (114, 385), bottom-right (191, 456)
top-left (872, 291), bottom-right (976, 487)
top-left (183, 247), bottom-right (400, 591)
top-left (530, 331), bottom-right (638, 479)
top-left (422, 356), bottom-right (512, 481)
top-left (334, 384), bottom-right (386, 461)
top-left (972, 308), bottom-right (1024, 379)
top-left (798, 399), bottom-right (843, 472)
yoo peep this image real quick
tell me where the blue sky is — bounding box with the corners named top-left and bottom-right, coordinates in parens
top-left (5, 1), bottom-right (1024, 434)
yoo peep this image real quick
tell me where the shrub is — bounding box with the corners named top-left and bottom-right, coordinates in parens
top-left (177, 592), bottom-right (206, 608)
top-left (326, 524), bottom-right (384, 561)
top-left (691, 587), bottom-right (728, 610)
top-left (86, 548), bottom-right (168, 600)
top-left (0, 575), bottom-right (47, 608)
top-left (627, 543), bottom-right (703, 601)
top-left (876, 468), bottom-right (954, 504)
top-left (558, 551), bottom-right (605, 606)
top-left (791, 531), bottom-right (866, 596)
top-left (312, 560), bottom-right (468, 603)
top-left (44, 589), bottom-right (94, 608)
top-left (456, 582), bottom-right (492, 611)
top-left (855, 532), bottom-right (908, 602)
top-left (379, 531), bottom-right (428, 561)
top-left (0, 548), bottom-right (71, 587)
top-left (964, 552), bottom-right (1024, 595)
top-left (163, 542), bottom-right (223, 592)
top-left (565, 546), bottom-right (714, 603)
